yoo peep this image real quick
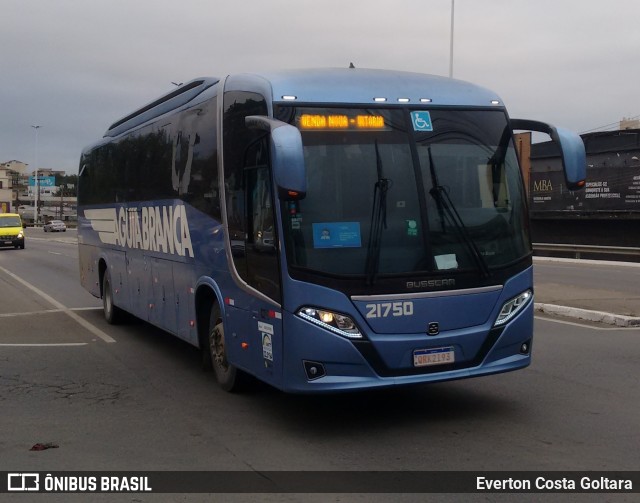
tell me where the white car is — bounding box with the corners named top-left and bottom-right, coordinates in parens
top-left (43, 220), bottom-right (67, 232)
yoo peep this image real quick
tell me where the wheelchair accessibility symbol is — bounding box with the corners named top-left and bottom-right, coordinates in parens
top-left (411, 111), bottom-right (433, 132)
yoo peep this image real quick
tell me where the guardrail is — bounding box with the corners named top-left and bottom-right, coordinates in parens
top-left (533, 243), bottom-right (640, 260)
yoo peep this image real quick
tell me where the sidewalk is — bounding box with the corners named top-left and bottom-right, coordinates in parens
top-left (533, 257), bottom-right (640, 327)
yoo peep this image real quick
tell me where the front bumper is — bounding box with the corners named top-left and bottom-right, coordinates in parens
top-left (279, 300), bottom-right (533, 393)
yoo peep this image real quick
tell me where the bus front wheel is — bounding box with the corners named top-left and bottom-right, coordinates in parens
top-left (208, 306), bottom-right (241, 392)
top-left (102, 269), bottom-right (124, 324)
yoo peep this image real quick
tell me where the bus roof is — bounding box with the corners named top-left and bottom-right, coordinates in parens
top-left (229, 68), bottom-right (504, 108)
top-left (98, 68), bottom-right (504, 142)
top-left (104, 78), bottom-right (219, 138)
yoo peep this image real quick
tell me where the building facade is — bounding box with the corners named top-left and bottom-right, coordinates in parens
top-left (0, 166), bottom-right (13, 212)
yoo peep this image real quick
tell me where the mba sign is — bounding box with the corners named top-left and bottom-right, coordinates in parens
top-left (84, 204), bottom-right (194, 258)
top-left (531, 167), bottom-right (640, 214)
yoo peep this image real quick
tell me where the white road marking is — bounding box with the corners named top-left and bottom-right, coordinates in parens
top-left (0, 343), bottom-right (88, 347)
top-left (0, 307), bottom-right (102, 318)
top-left (0, 265), bottom-right (116, 343)
top-left (535, 315), bottom-right (640, 331)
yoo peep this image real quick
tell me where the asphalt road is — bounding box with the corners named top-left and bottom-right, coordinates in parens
top-left (1, 231), bottom-right (638, 502)
top-left (534, 257), bottom-right (640, 317)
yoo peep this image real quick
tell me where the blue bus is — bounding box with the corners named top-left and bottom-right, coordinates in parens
top-left (78, 68), bottom-right (585, 393)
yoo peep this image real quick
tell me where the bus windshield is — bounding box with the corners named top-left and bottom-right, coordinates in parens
top-left (278, 107), bottom-right (531, 283)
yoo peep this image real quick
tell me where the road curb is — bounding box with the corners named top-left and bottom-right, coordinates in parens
top-left (533, 256), bottom-right (640, 268)
top-left (535, 303), bottom-right (640, 327)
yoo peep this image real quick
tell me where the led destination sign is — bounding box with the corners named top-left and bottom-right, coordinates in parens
top-left (299, 114), bottom-right (386, 130)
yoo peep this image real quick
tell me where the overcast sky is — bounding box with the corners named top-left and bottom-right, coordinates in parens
top-left (2, 0), bottom-right (639, 174)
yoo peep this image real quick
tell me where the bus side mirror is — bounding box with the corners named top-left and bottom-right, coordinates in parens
top-left (511, 118), bottom-right (586, 191)
top-left (245, 116), bottom-right (307, 200)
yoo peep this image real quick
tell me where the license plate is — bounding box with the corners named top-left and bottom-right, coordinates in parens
top-left (413, 347), bottom-right (455, 367)
top-left (3, 240), bottom-right (12, 245)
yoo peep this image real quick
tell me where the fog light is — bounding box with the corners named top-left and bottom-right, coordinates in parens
top-left (303, 360), bottom-right (326, 380)
top-left (520, 342), bottom-right (530, 354)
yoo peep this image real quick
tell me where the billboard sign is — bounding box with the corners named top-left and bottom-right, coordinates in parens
top-left (29, 176), bottom-right (56, 187)
top-left (531, 166), bottom-right (640, 214)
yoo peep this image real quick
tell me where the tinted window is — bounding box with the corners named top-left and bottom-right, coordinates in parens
top-left (79, 97), bottom-right (219, 222)
top-left (223, 91), bottom-right (280, 301)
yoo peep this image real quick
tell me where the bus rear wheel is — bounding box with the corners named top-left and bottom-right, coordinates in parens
top-left (208, 306), bottom-right (243, 392)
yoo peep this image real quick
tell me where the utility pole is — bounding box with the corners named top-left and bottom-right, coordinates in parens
top-left (449, 0), bottom-right (455, 78)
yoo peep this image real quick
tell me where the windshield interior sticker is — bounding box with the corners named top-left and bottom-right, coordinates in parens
top-left (411, 111), bottom-right (433, 132)
top-left (406, 219), bottom-right (418, 236)
top-left (312, 222), bottom-right (362, 249)
top-left (435, 254), bottom-right (458, 270)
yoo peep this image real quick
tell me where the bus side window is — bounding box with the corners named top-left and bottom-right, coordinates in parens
top-left (248, 168), bottom-right (274, 251)
top-left (223, 90), bottom-right (281, 302)
top-left (244, 138), bottom-right (280, 301)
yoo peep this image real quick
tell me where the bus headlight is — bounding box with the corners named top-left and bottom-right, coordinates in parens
top-left (297, 307), bottom-right (362, 339)
top-left (494, 290), bottom-right (532, 327)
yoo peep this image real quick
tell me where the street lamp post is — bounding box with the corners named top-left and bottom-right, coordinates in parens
top-left (31, 125), bottom-right (41, 225)
top-left (449, 0), bottom-right (455, 78)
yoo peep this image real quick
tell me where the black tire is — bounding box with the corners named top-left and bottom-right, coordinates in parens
top-left (102, 269), bottom-right (124, 324)
top-left (208, 305), bottom-right (246, 392)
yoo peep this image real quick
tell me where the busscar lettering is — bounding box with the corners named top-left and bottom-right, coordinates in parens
top-left (111, 204), bottom-right (193, 258)
top-left (406, 278), bottom-right (455, 289)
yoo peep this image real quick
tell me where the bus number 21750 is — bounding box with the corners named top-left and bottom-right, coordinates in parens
top-left (365, 301), bottom-right (414, 319)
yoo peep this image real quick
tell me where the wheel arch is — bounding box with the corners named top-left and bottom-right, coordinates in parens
top-left (98, 258), bottom-right (108, 297)
top-left (194, 278), bottom-right (225, 351)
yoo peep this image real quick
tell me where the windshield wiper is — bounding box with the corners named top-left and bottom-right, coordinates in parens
top-left (365, 141), bottom-right (391, 285)
top-left (427, 147), bottom-right (491, 279)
